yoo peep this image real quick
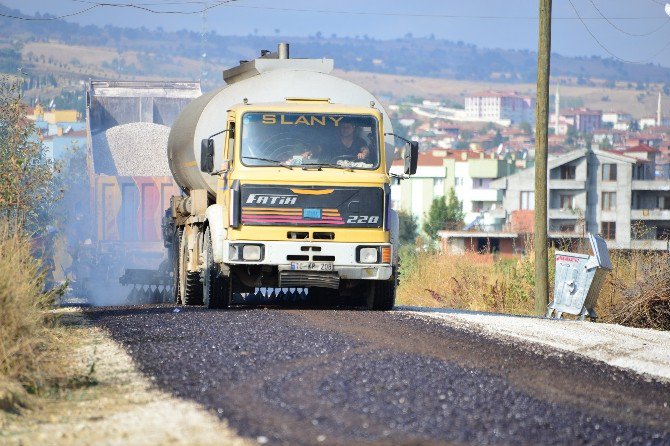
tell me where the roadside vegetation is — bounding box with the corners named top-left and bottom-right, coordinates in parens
top-left (397, 242), bottom-right (539, 316)
top-left (397, 238), bottom-right (670, 330)
top-left (0, 75), bottom-right (80, 414)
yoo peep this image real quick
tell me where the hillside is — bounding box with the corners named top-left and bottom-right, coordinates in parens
top-left (3, 4), bottom-right (670, 87)
top-left (1, 4), bottom-right (669, 118)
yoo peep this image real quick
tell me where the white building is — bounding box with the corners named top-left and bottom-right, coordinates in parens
top-left (465, 91), bottom-right (535, 125)
top-left (602, 111), bottom-right (632, 131)
top-left (640, 116), bottom-right (670, 129)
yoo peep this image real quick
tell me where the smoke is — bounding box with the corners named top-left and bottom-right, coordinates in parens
top-left (55, 143), bottom-right (173, 307)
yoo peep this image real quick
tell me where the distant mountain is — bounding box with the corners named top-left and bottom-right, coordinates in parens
top-left (2, 4), bottom-right (670, 87)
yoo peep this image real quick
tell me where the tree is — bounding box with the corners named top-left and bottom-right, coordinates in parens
top-left (398, 211), bottom-right (418, 245)
top-left (583, 132), bottom-right (593, 150)
top-left (492, 130), bottom-right (504, 147)
top-left (445, 188), bottom-right (465, 224)
top-left (565, 125), bottom-right (578, 145)
top-left (519, 121), bottom-right (532, 135)
top-left (0, 75), bottom-right (59, 232)
top-left (423, 197), bottom-right (448, 242)
top-left (422, 189), bottom-right (464, 242)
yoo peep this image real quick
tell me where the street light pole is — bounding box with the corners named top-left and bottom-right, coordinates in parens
top-left (534, 0), bottom-right (552, 315)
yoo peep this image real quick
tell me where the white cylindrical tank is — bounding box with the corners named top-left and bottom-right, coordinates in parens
top-left (168, 66), bottom-right (393, 196)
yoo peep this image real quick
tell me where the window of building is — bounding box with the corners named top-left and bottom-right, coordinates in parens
top-left (559, 194), bottom-right (574, 210)
top-left (472, 201), bottom-right (484, 212)
top-left (520, 191), bottom-right (535, 210)
top-left (559, 223), bottom-right (576, 233)
top-left (559, 165), bottom-right (576, 180)
top-left (633, 164), bottom-right (645, 180)
top-left (659, 196), bottom-right (670, 210)
top-left (602, 163), bottom-right (617, 181)
top-left (472, 178), bottom-right (490, 189)
top-left (433, 178), bottom-right (444, 196)
top-left (455, 177), bottom-right (464, 186)
top-left (601, 221), bottom-right (616, 240)
top-left (602, 192), bottom-right (616, 211)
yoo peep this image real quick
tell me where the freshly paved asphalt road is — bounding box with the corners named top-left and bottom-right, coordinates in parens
top-left (86, 305), bottom-right (670, 445)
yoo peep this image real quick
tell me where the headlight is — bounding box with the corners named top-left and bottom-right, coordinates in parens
top-left (242, 244), bottom-right (262, 261)
top-left (229, 244), bottom-right (264, 261)
top-left (359, 247), bottom-right (378, 264)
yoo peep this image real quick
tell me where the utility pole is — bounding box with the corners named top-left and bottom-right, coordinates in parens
top-left (200, 1), bottom-right (210, 87)
top-left (534, 0), bottom-right (552, 315)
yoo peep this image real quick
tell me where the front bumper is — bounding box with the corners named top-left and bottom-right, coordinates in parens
top-left (221, 240), bottom-right (393, 281)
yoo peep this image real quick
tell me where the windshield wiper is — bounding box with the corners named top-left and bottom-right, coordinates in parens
top-left (300, 162), bottom-right (354, 172)
top-left (242, 156), bottom-right (293, 170)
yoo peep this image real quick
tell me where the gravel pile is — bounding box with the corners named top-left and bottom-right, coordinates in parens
top-left (92, 122), bottom-right (172, 176)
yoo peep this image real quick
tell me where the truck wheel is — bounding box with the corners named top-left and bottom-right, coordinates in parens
top-left (180, 230), bottom-right (203, 306)
top-left (203, 227), bottom-right (231, 309)
top-left (367, 277), bottom-right (396, 311)
top-left (172, 227), bottom-right (183, 304)
top-left (225, 273), bottom-right (238, 308)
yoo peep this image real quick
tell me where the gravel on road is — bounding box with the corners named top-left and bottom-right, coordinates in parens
top-left (86, 306), bottom-right (670, 445)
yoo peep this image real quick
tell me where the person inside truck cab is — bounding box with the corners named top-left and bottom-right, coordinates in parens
top-left (333, 119), bottom-right (370, 160)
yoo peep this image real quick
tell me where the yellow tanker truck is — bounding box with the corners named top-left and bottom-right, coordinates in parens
top-left (166, 43), bottom-right (418, 309)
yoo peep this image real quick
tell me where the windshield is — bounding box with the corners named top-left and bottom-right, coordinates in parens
top-left (241, 112), bottom-right (380, 169)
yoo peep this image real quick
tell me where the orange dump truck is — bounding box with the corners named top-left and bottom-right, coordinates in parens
top-left (78, 81), bottom-right (201, 304)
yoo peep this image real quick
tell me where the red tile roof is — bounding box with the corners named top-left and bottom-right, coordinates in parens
top-left (625, 144), bottom-right (658, 153)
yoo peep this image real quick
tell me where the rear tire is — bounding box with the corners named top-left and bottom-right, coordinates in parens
top-left (310, 287), bottom-right (339, 308)
top-left (180, 229), bottom-right (203, 306)
top-left (203, 227), bottom-right (230, 309)
top-left (172, 227), bottom-right (183, 304)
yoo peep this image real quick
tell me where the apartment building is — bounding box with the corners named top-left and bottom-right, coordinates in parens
top-left (491, 146), bottom-right (670, 250)
top-left (464, 91), bottom-right (535, 125)
top-left (390, 149), bottom-right (453, 228)
top-left (560, 108), bottom-right (603, 134)
top-left (390, 149), bottom-right (515, 231)
top-left (602, 111), bottom-right (632, 131)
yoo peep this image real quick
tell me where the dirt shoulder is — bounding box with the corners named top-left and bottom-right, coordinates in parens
top-left (0, 309), bottom-right (251, 446)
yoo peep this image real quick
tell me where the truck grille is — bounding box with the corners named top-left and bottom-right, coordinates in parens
top-left (279, 271), bottom-right (340, 289)
top-left (241, 185), bottom-right (383, 228)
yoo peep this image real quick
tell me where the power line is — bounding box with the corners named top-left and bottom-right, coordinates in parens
top-left (0, 0), bottom-right (236, 20)
top-left (0, 4), bottom-right (100, 21)
top-left (71, 0), bottom-right (214, 7)
top-left (225, 4), bottom-right (670, 21)
top-left (568, 0), bottom-right (670, 64)
top-left (2, 2), bottom-right (670, 21)
top-left (588, 0), bottom-right (670, 37)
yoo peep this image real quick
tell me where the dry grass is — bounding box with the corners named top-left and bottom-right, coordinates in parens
top-left (397, 242), bottom-right (670, 330)
top-left (600, 249), bottom-right (670, 330)
top-left (0, 224), bottom-right (77, 412)
top-left (397, 246), bottom-right (538, 315)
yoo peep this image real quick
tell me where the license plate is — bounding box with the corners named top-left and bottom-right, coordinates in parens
top-left (290, 262), bottom-right (334, 271)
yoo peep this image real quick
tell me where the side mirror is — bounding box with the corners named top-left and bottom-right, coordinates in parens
top-left (200, 138), bottom-right (214, 173)
top-left (404, 141), bottom-right (419, 175)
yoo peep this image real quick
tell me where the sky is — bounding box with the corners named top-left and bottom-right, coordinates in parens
top-left (2, 0), bottom-right (670, 67)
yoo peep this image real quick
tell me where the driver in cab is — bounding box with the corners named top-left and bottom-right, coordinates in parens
top-left (282, 118), bottom-right (370, 165)
top-left (334, 119), bottom-right (369, 160)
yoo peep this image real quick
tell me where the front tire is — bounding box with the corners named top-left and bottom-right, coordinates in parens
top-left (366, 277), bottom-right (396, 311)
top-left (203, 227), bottom-right (230, 309)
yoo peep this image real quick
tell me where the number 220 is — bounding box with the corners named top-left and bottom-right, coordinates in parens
top-left (347, 215), bottom-right (379, 224)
